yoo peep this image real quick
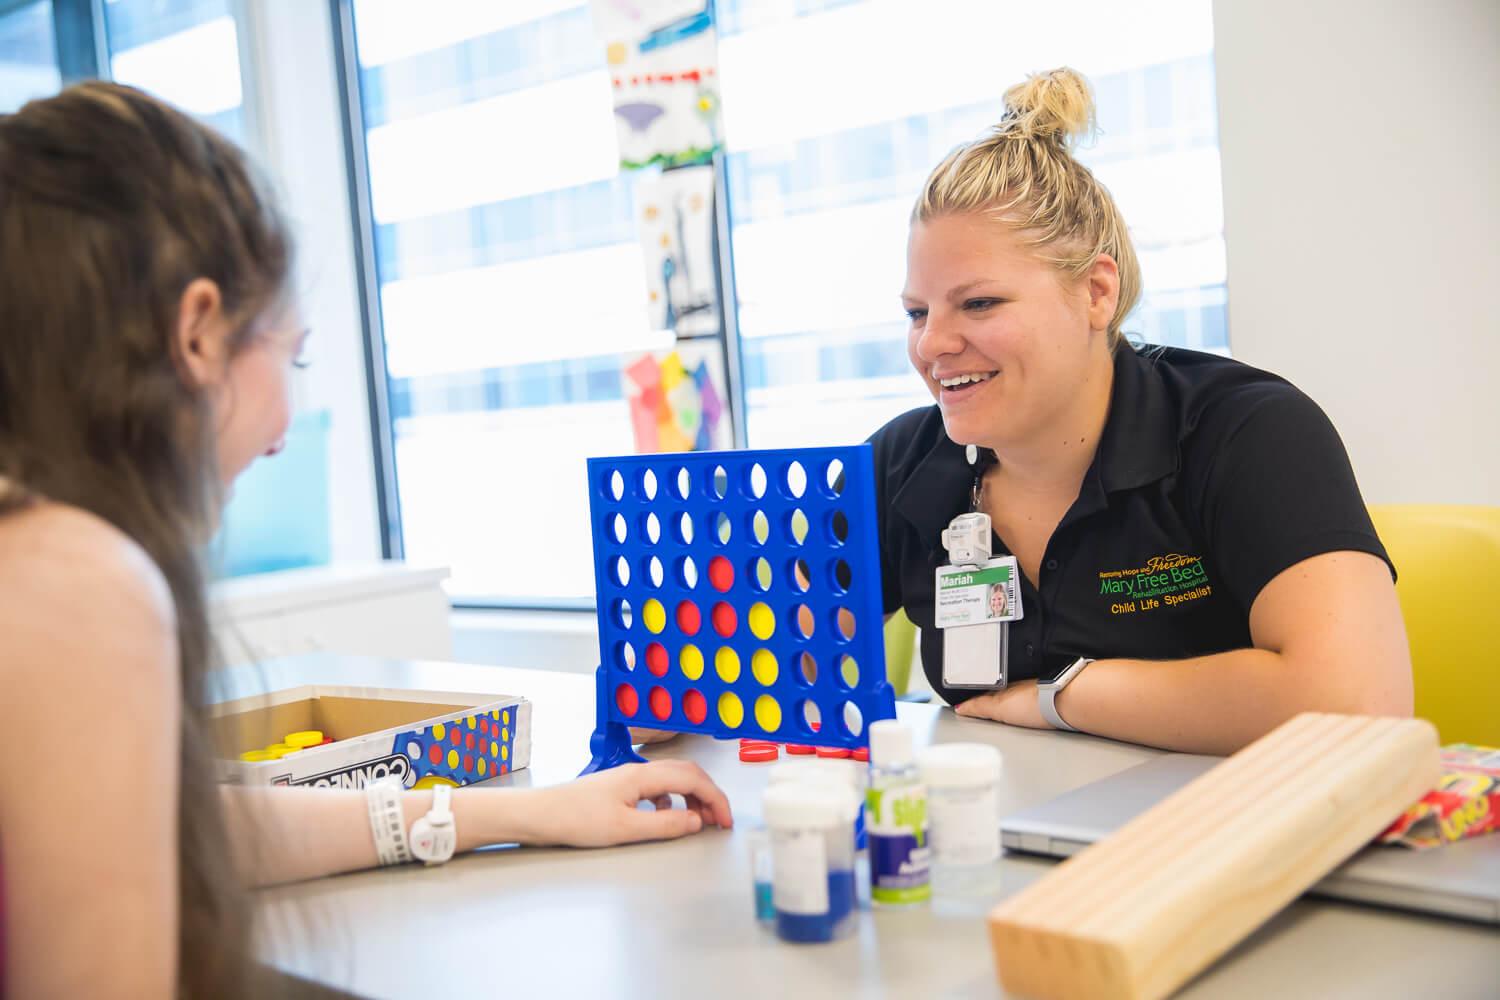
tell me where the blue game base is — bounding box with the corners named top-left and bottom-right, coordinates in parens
top-left (582, 662), bottom-right (648, 775)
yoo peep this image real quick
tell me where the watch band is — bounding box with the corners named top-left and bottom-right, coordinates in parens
top-left (410, 783), bottom-right (457, 866)
top-left (1039, 656), bottom-right (1094, 733)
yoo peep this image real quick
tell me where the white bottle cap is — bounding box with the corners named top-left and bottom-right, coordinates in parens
top-left (916, 743), bottom-right (1002, 788)
top-left (867, 719), bottom-right (914, 767)
top-left (762, 781), bottom-right (850, 830)
top-left (767, 761), bottom-right (861, 822)
top-left (767, 758), bottom-right (860, 790)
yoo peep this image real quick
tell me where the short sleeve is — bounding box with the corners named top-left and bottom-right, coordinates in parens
top-left (1189, 386), bottom-right (1393, 612)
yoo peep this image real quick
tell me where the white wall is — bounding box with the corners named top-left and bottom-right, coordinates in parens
top-left (1213, 0), bottom-right (1500, 506)
top-left (236, 0), bottom-right (384, 562)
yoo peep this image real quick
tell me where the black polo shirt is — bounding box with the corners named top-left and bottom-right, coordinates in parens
top-left (869, 344), bottom-right (1392, 707)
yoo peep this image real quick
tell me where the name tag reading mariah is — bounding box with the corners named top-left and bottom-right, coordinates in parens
top-left (934, 556), bottom-right (1024, 629)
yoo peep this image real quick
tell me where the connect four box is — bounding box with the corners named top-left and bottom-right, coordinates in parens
top-left (210, 685), bottom-right (531, 789)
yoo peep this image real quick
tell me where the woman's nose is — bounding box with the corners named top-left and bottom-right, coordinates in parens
top-left (914, 311), bottom-right (962, 361)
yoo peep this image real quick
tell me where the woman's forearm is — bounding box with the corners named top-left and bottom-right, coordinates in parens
top-left (958, 645), bottom-right (1413, 756)
top-left (1058, 648), bottom-right (1331, 754)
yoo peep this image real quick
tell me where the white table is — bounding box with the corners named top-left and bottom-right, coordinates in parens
top-left (225, 654), bottom-right (1500, 999)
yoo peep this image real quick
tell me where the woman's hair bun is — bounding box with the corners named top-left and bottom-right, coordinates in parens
top-left (1000, 66), bottom-right (1097, 150)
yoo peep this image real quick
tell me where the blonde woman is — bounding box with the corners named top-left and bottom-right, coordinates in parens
top-left (872, 68), bottom-right (1411, 754)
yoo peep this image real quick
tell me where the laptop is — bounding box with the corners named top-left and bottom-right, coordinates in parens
top-left (999, 754), bottom-right (1500, 924)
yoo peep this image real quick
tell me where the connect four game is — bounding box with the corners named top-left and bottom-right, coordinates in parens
top-left (582, 445), bottom-right (896, 772)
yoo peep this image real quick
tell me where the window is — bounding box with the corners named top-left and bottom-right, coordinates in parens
top-left (102, 0), bottom-right (247, 143)
top-left (345, 0), bottom-right (1227, 607)
top-left (348, 1), bottom-right (673, 606)
top-left (0, 1), bottom-right (61, 112)
top-left (715, 0), bottom-right (1226, 448)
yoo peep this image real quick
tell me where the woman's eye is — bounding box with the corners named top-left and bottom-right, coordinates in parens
top-left (964, 298), bottom-right (1001, 311)
top-left (905, 308), bottom-right (927, 321)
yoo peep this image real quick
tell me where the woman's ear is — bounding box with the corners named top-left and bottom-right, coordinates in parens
top-left (1086, 253), bottom-right (1121, 333)
top-left (173, 278), bottom-right (230, 389)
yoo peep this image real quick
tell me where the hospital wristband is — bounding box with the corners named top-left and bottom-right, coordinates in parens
top-left (365, 777), bottom-right (412, 866)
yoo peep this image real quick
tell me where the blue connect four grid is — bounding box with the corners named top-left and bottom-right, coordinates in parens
top-left (582, 445), bottom-right (896, 772)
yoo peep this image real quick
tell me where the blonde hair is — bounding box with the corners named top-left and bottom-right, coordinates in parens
top-left (913, 67), bottom-right (1141, 347)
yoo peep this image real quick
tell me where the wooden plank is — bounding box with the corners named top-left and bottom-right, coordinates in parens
top-left (987, 713), bottom-right (1441, 1000)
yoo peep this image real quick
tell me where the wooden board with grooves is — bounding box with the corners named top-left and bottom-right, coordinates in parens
top-left (987, 712), bottom-right (1441, 1000)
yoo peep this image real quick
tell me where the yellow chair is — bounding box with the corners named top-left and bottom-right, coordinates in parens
top-left (1368, 504), bottom-right (1500, 746)
top-left (884, 608), bottom-right (918, 696)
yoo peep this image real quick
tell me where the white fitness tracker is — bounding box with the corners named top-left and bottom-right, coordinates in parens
top-left (409, 783), bottom-right (457, 866)
top-left (1038, 656), bottom-right (1094, 733)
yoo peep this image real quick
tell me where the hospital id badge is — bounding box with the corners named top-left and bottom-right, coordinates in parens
top-left (935, 556), bottom-right (1023, 627)
top-left (935, 556), bottom-right (1023, 690)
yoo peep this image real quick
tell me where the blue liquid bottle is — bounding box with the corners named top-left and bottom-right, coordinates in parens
top-left (763, 781), bottom-right (857, 943)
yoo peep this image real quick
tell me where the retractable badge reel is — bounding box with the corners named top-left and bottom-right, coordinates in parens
top-left (935, 446), bottom-right (1023, 690)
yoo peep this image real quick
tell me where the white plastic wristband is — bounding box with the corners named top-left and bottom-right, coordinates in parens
top-left (365, 777), bottom-right (412, 866)
top-left (409, 783), bottom-right (457, 866)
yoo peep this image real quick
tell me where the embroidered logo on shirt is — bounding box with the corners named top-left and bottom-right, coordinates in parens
top-left (1098, 554), bottom-right (1212, 614)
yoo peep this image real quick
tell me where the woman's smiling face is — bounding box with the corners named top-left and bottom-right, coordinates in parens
top-left (903, 212), bottom-right (1108, 450)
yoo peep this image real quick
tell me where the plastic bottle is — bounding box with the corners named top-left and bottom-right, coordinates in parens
top-left (746, 827), bottom-right (775, 923)
top-left (762, 781), bottom-right (857, 943)
top-left (864, 719), bottom-right (931, 905)
top-left (767, 756), bottom-right (866, 846)
top-left (917, 743), bottom-right (1003, 895)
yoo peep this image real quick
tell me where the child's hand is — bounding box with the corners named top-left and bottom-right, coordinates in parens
top-left (526, 761), bottom-right (733, 847)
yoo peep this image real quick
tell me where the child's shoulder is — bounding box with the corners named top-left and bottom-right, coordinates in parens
top-left (0, 499), bottom-right (178, 681)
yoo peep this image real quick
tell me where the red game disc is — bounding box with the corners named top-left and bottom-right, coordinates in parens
top-left (740, 738), bottom-right (775, 748)
top-left (785, 743), bottom-right (815, 755)
top-left (739, 744), bottom-right (779, 763)
top-left (851, 747), bottom-right (869, 762)
top-left (815, 747), bottom-right (852, 759)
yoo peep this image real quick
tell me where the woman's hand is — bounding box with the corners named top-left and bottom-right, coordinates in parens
top-left (523, 760), bottom-right (734, 847)
top-left (629, 727), bottom-right (680, 746)
top-left (952, 679), bottom-right (1051, 729)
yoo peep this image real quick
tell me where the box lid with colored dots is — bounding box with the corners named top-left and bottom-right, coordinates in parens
top-left (209, 685), bottom-right (531, 789)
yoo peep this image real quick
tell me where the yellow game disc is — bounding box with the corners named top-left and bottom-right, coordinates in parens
top-left (751, 648), bottom-right (779, 686)
top-left (718, 691), bottom-right (744, 729)
top-left (239, 750), bottom-right (274, 762)
top-left (643, 598), bottom-right (666, 633)
top-left (715, 646), bottom-right (741, 683)
top-left (754, 695), bottom-right (782, 733)
top-left (266, 743), bottom-right (299, 756)
top-left (748, 602), bottom-right (775, 640)
top-left (680, 643), bottom-right (704, 680)
top-left (284, 730), bottom-right (324, 748)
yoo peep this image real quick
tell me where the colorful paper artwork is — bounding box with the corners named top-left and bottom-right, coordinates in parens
top-left (636, 164), bottom-right (717, 336)
top-left (590, 1), bottom-right (722, 170)
top-left (623, 345), bottom-right (730, 454)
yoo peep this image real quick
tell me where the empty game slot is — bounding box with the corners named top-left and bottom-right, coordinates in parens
top-left (781, 460), bottom-right (807, 499)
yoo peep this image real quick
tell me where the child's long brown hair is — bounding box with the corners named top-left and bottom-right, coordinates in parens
top-left (0, 82), bottom-right (293, 997)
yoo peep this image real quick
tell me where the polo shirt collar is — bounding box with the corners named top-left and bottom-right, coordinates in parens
top-left (1094, 344), bottom-right (1180, 494)
top-left (890, 345), bottom-right (1179, 547)
top-left (890, 432), bottom-right (973, 556)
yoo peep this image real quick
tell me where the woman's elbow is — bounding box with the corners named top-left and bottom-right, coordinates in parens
top-left (1322, 656), bottom-right (1415, 719)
